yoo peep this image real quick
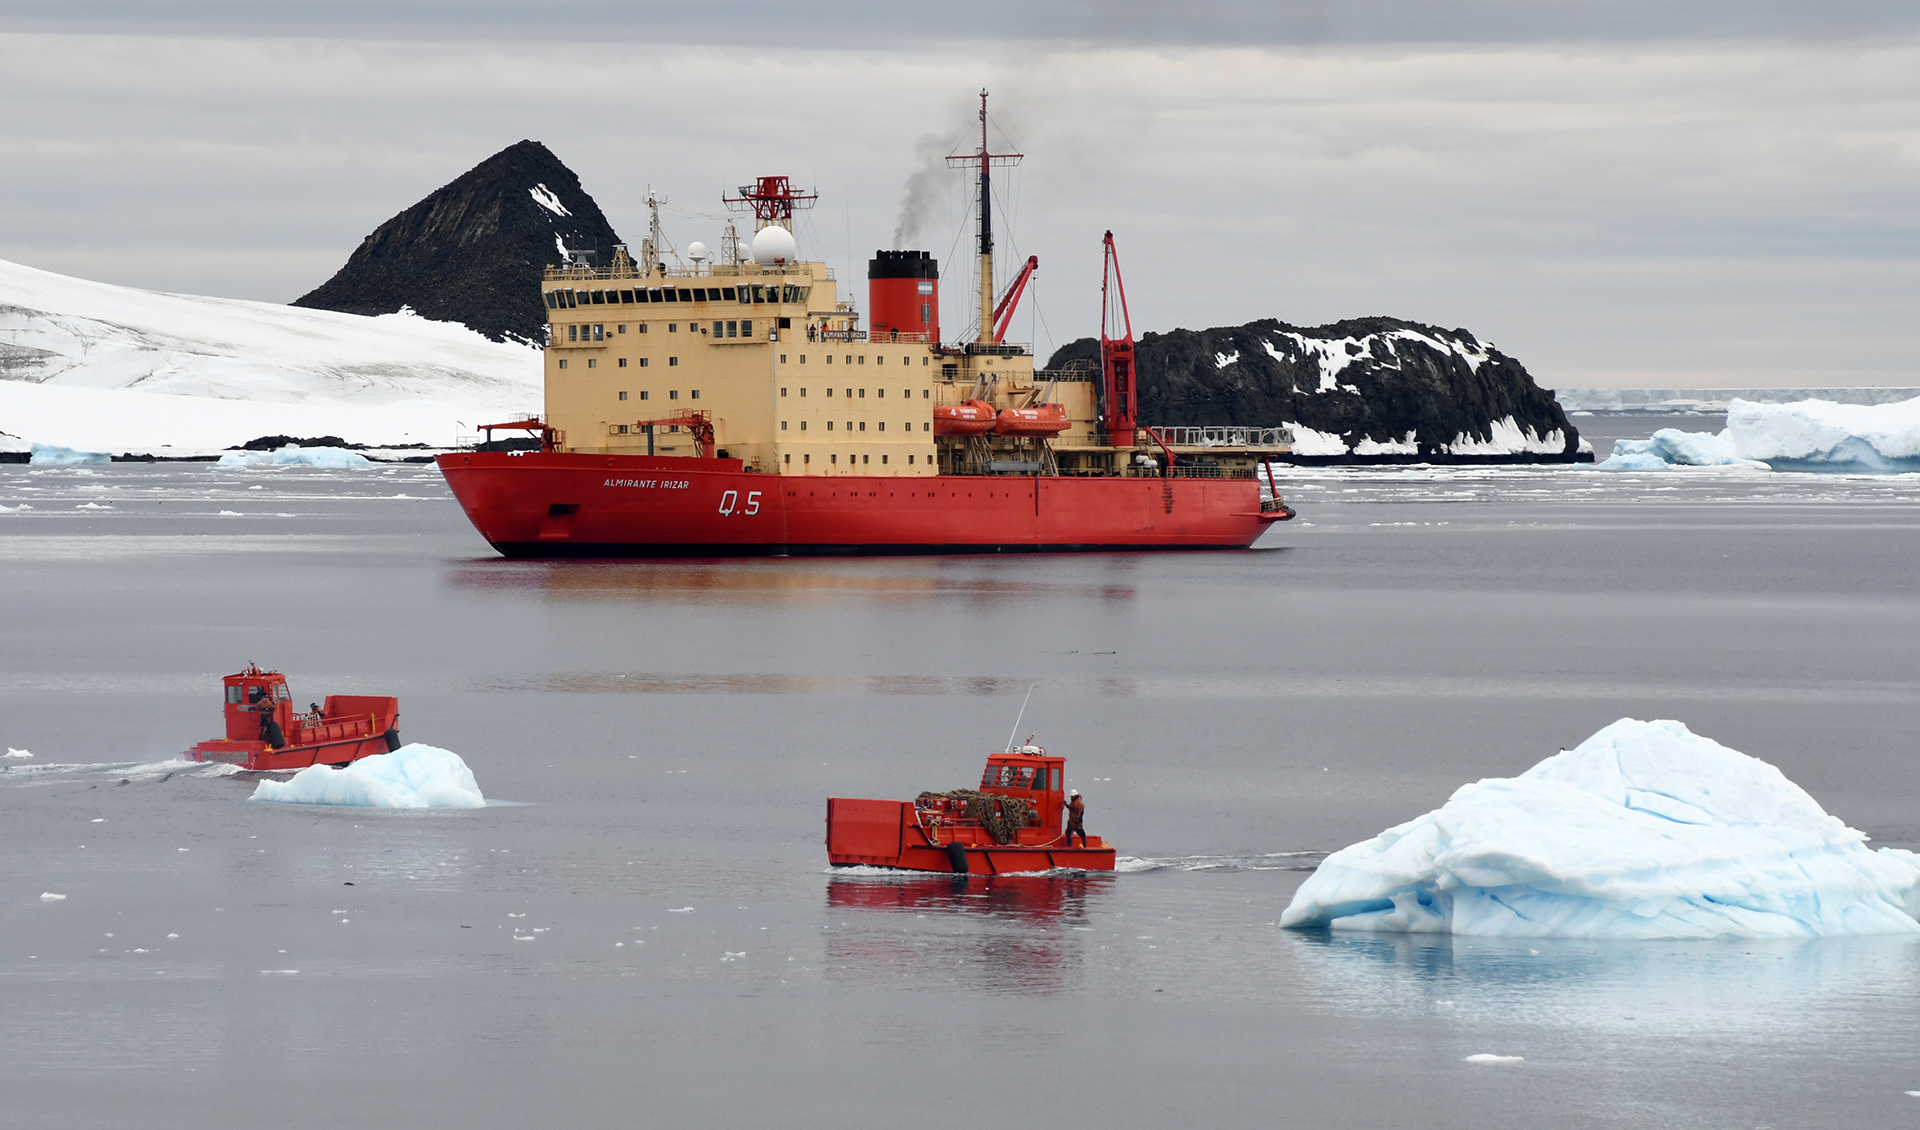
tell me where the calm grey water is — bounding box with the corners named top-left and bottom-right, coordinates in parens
top-left (4, 460), bottom-right (1920, 1130)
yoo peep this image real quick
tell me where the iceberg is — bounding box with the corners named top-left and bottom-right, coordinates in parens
top-left (1281, 719), bottom-right (1920, 939)
top-left (29, 442), bottom-right (111, 466)
top-left (1596, 395), bottom-right (1920, 473)
top-left (251, 743), bottom-right (485, 808)
top-left (216, 444), bottom-right (373, 469)
top-left (1726, 395), bottom-right (1920, 472)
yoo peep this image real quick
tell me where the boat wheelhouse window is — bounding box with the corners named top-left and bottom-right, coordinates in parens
top-left (741, 320), bottom-right (753, 337)
top-left (568, 325), bottom-right (577, 341)
top-left (590, 290), bottom-right (605, 304)
top-left (620, 289), bottom-right (634, 303)
top-left (645, 288), bottom-right (661, 302)
top-left (723, 287), bottom-right (737, 300)
top-left (677, 289), bottom-right (693, 302)
top-left (544, 292), bottom-right (558, 309)
top-left (564, 291), bottom-right (577, 308)
top-left (1014, 767), bottom-right (1035, 788)
top-left (226, 685), bottom-right (244, 704)
top-left (751, 285), bottom-right (766, 303)
top-left (692, 288), bottom-right (706, 302)
top-left (593, 324), bottom-right (605, 341)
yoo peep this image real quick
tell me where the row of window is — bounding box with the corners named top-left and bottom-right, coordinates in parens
top-left (780, 388), bottom-right (929, 399)
top-left (780, 420), bottom-right (929, 432)
top-left (613, 390), bottom-right (696, 401)
top-left (558, 358), bottom-right (675, 369)
top-left (777, 354), bottom-right (925, 366)
top-left (547, 284), bottom-right (808, 309)
top-left (781, 453), bottom-right (920, 466)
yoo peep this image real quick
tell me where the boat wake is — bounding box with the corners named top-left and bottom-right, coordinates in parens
top-left (1115, 851), bottom-right (1328, 873)
top-left (0, 756), bottom-right (242, 788)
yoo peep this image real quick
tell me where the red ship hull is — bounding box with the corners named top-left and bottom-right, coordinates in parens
top-left (436, 452), bottom-right (1289, 556)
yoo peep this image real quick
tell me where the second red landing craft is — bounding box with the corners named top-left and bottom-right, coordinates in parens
top-left (827, 746), bottom-right (1118, 873)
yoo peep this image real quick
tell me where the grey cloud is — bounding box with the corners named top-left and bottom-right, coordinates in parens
top-left (4, 0), bottom-right (1918, 45)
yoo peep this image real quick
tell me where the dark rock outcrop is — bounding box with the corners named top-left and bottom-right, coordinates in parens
top-left (293, 140), bottom-right (623, 344)
top-left (1047, 316), bottom-right (1580, 459)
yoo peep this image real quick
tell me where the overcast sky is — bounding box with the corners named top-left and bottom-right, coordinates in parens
top-left (1, 2), bottom-right (1915, 387)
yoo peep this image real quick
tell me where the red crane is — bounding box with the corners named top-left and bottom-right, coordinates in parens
top-left (1098, 231), bottom-right (1137, 441)
top-left (634, 412), bottom-right (716, 458)
top-left (991, 255), bottom-right (1039, 345)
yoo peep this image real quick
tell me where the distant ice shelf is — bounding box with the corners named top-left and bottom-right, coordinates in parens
top-left (1281, 718), bottom-right (1920, 939)
top-left (0, 256), bottom-right (539, 453)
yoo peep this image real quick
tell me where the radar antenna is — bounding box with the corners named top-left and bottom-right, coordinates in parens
top-left (640, 189), bottom-right (680, 274)
top-left (722, 176), bottom-right (818, 231)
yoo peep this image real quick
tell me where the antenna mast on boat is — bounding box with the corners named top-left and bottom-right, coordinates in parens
top-left (947, 89), bottom-right (1022, 345)
top-left (1005, 683), bottom-right (1037, 753)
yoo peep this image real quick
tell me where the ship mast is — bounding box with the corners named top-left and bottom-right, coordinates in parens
top-left (947, 89), bottom-right (1022, 345)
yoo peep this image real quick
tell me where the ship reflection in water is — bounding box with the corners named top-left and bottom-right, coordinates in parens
top-left (824, 872), bottom-right (1110, 995)
top-left (444, 559), bottom-right (1140, 607)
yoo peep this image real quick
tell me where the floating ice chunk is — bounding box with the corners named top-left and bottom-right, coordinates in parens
top-left (5, 748), bottom-right (31, 759)
top-left (1726, 395), bottom-right (1920, 472)
top-left (40, 892), bottom-right (65, 901)
top-left (29, 443), bottom-right (110, 465)
top-left (217, 444), bottom-right (373, 469)
top-left (251, 743), bottom-right (485, 808)
top-left (1596, 428), bottom-right (1768, 471)
top-left (218, 510), bottom-right (243, 517)
top-left (1281, 719), bottom-right (1920, 939)
top-left (1464, 1054), bottom-right (1524, 1065)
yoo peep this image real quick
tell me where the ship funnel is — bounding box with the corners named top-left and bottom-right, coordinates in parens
top-left (868, 250), bottom-right (939, 344)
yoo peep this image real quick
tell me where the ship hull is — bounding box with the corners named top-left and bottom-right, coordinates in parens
top-left (436, 452), bottom-right (1287, 556)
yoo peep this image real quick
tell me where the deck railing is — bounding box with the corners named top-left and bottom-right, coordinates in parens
top-left (1149, 425), bottom-right (1294, 448)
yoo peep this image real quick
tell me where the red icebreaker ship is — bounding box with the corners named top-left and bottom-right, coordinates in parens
top-left (437, 93), bottom-right (1294, 558)
top-left (827, 745), bottom-right (1117, 873)
top-left (186, 664), bottom-right (401, 772)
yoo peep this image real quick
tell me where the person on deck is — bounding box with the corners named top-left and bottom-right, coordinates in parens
top-left (1065, 789), bottom-right (1087, 847)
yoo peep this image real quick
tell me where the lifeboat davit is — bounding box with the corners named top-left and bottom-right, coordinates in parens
top-left (826, 743), bottom-right (1117, 873)
top-left (185, 663), bottom-right (401, 772)
top-left (932, 399), bottom-right (998, 436)
top-left (994, 403), bottom-right (1070, 437)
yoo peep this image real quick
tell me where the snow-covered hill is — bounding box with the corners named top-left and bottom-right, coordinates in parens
top-left (0, 257), bottom-right (541, 454)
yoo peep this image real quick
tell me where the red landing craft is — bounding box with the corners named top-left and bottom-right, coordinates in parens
top-left (827, 745), bottom-right (1116, 873)
top-left (185, 664), bottom-right (401, 772)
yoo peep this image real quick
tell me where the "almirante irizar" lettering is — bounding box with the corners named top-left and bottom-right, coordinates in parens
top-left (604, 478), bottom-right (692, 489)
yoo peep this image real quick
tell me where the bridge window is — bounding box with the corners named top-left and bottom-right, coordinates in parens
top-left (724, 287), bottom-right (737, 300)
top-left (226, 685), bottom-right (243, 704)
top-left (742, 320), bottom-right (753, 336)
top-left (567, 325), bottom-right (577, 341)
top-left (677, 289), bottom-right (692, 302)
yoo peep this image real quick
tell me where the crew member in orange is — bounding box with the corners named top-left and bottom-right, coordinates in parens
top-left (1065, 788), bottom-right (1086, 847)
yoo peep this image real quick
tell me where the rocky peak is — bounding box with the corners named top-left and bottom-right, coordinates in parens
top-left (293, 140), bottom-right (623, 344)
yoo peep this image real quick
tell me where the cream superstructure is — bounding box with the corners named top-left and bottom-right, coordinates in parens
top-left (539, 249), bottom-right (1129, 477)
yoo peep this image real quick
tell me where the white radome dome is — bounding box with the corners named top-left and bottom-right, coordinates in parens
top-left (751, 225), bottom-right (797, 266)
top-left (687, 241), bottom-right (708, 261)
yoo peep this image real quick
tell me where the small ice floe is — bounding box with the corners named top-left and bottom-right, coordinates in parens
top-left (74, 502), bottom-right (113, 510)
top-left (1463, 1054), bottom-right (1524, 1065)
top-left (722, 951), bottom-right (746, 961)
top-left (251, 744), bottom-right (484, 808)
top-left (218, 510), bottom-right (243, 517)
top-left (259, 969), bottom-right (299, 976)
top-left (0, 504), bottom-right (33, 513)
top-left (5, 748), bottom-right (30, 759)
top-left (668, 907), bottom-right (693, 913)
top-left (40, 892), bottom-right (66, 901)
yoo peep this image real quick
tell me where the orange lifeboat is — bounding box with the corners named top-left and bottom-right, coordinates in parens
top-left (994, 403), bottom-right (1070, 437)
top-left (932, 399), bottom-right (998, 436)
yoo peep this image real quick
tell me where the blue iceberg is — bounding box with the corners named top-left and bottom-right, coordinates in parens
top-left (1596, 395), bottom-right (1920, 473)
top-left (1281, 719), bottom-right (1920, 938)
top-left (29, 442), bottom-right (111, 466)
top-left (217, 445), bottom-right (372, 468)
top-left (251, 743), bottom-right (485, 808)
